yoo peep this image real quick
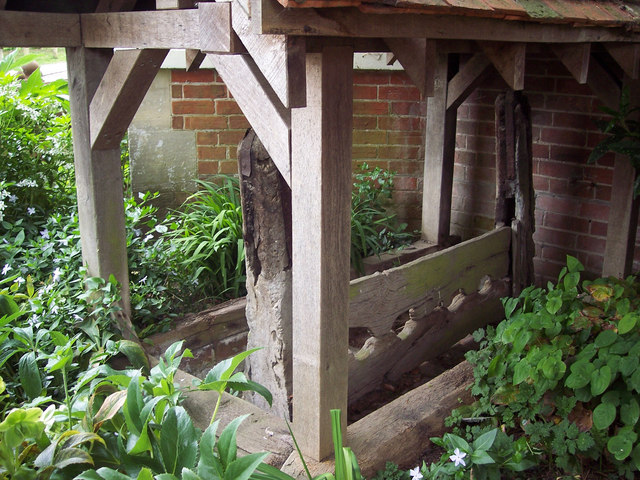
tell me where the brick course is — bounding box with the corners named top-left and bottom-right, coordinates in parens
top-left (169, 59), bottom-right (636, 286)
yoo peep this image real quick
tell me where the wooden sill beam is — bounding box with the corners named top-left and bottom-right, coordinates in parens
top-left (0, 11), bottom-right (81, 47)
top-left (82, 3), bottom-right (233, 52)
top-left (91, 49), bottom-right (169, 150)
top-left (255, 0), bottom-right (640, 43)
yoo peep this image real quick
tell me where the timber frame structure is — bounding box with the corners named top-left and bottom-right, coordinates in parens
top-left (2, 0), bottom-right (640, 465)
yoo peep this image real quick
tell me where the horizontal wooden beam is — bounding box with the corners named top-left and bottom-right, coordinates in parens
top-left (552, 43), bottom-right (591, 84)
top-left (91, 49), bottom-right (169, 150)
top-left (605, 43), bottom-right (640, 80)
top-left (256, 0), bottom-right (640, 43)
top-left (208, 53), bottom-right (292, 185)
top-left (82, 4), bottom-right (232, 52)
top-left (480, 41), bottom-right (526, 91)
top-left (447, 52), bottom-right (492, 110)
top-left (0, 11), bottom-right (81, 47)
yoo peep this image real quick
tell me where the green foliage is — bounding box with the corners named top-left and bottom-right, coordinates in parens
top-left (451, 256), bottom-right (640, 478)
top-left (589, 86), bottom-right (640, 196)
top-left (372, 462), bottom-right (409, 480)
top-left (351, 163), bottom-right (414, 275)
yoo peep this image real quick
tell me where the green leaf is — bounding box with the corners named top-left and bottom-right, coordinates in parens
top-left (19, 351), bottom-right (42, 400)
top-left (630, 368), bottom-right (640, 393)
top-left (621, 398), bottom-right (640, 427)
top-left (123, 375), bottom-right (144, 435)
top-left (593, 402), bottom-right (616, 430)
top-left (198, 421), bottom-right (223, 479)
top-left (563, 272), bottom-right (580, 290)
top-left (472, 429), bottom-right (497, 452)
top-left (631, 444), bottom-right (640, 471)
top-left (546, 296), bottom-right (562, 315)
top-left (181, 469), bottom-right (203, 480)
top-left (566, 255), bottom-right (584, 273)
top-left (52, 447), bottom-right (94, 469)
top-left (470, 450), bottom-right (495, 465)
top-left (218, 414), bottom-right (249, 470)
top-left (608, 434), bottom-right (633, 461)
top-left (136, 468), bottom-right (155, 480)
top-left (595, 330), bottom-right (617, 348)
top-left (618, 313), bottom-right (638, 335)
top-left (93, 468), bottom-right (132, 480)
top-left (119, 340), bottom-right (150, 376)
top-left (224, 452), bottom-right (269, 480)
top-left (93, 390), bottom-right (128, 426)
top-left (512, 359), bottom-right (530, 385)
top-left (591, 365), bottom-right (612, 396)
top-left (540, 356), bottom-right (566, 381)
top-left (160, 406), bottom-right (198, 475)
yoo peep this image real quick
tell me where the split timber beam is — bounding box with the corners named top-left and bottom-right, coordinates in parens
top-left (207, 53), bottom-right (292, 184)
top-left (254, 0), bottom-right (640, 43)
top-left (447, 53), bottom-right (492, 110)
top-left (291, 46), bottom-right (353, 461)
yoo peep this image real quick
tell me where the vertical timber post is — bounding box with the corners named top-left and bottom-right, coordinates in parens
top-left (291, 46), bottom-right (353, 461)
top-left (422, 52), bottom-right (457, 245)
top-left (67, 47), bottom-right (136, 340)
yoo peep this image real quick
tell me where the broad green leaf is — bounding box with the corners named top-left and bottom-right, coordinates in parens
top-left (593, 402), bottom-right (616, 430)
top-left (608, 434), bottom-right (633, 461)
top-left (631, 444), bottom-right (640, 471)
top-left (545, 296), bottom-right (562, 315)
top-left (198, 422), bottom-right (223, 479)
top-left (136, 468), bottom-right (154, 480)
top-left (621, 399), bottom-right (640, 426)
top-left (512, 331), bottom-right (531, 354)
top-left (224, 452), bottom-right (269, 480)
top-left (223, 380), bottom-right (272, 407)
top-left (94, 467), bottom-right (132, 480)
top-left (119, 340), bottom-right (150, 376)
top-left (540, 356), bottom-right (566, 381)
top-left (629, 368), bottom-right (640, 393)
top-left (160, 406), bottom-right (198, 475)
top-left (52, 447), bottom-right (94, 469)
top-left (503, 298), bottom-right (519, 320)
top-left (470, 450), bottom-right (495, 465)
top-left (181, 469), bottom-right (203, 480)
top-left (563, 272), bottom-right (580, 290)
top-left (591, 365), bottom-right (612, 396)
top-left (618, 313), bottom-right (638, 335)
top-left (594, 330), bottom-right (617, 348)
top-left (76, 471), bottom-right (103, 480)
top-left (445, 433), bottom-right (470, 453)
top-left (218, 414), bottom-right (249, 469)
top-left (19, 351), bottom-right (42, 400)
top-left (566, 255), bottom-right (584, 273)
top-left (93, 390), bottom-right (127, 426)
top-left (472, 429), bottom-right (497, 452)
top-left (512, 359), bottom-right (530, 385)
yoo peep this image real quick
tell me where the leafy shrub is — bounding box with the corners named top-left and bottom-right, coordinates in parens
top-left (442, 257), bottom-right (640, 478)
top-left (351, 163), bottom-right (415, 275)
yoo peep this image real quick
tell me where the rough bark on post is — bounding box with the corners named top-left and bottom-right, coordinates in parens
top-left (237, 129), bottom-right (293, 419)
top-left (495, 91), bottom-right (534, 295)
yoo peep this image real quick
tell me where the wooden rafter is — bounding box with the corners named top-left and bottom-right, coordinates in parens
top-left (552, 43), bottom-right (591, 84)
top-left (479, 41), bottom-right (526, 91)
top-left (254, 0), bottom-right (640, 43)
top-left (385, 38), bottom-right (435, 97)
top-left (232, 1), bottom-right (306, 108)
top-left (208, 53), bottom-right (292, 185)
top-left (91, 49), bottom-right (169, 150)
top-left (605, 43), bottom-right (640, 80)
top-left (446, 53), bottom-right (492, 110)
top-left (81, 5), bottom-right (233, 52)
top-left (0, 11), bottom-right (81, 47)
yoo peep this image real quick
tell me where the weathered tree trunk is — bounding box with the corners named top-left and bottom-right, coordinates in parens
top-left (237, 129), bottom-right (293, 419)
top-left (495, 91), bottom-right (534, 295)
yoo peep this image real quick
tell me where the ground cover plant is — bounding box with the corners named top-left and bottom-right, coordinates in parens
top-left (404, 257), bottom-right (640, 479)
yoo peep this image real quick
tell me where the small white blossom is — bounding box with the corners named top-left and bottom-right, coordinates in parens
top-left (133, 228), bottom-right (142, 237)
top-left (409, 467), bottom-right (423, 480)
top-left (8, 194), bottom-right (17, 203)
top-left (155, 224), bottom-right (168, 234)
top-left (52, 268), bottom-right (62, 282)
top-left (1, 264), bottom-right (10, 275)
top-left (449, 448), bottom-right (467, 468)
top-left (40, 229), bottom-right (49, 239)
top-left (51, 304), bottom-right (59, 314)
top-left (60, 238), bottom-right (69, 246)
top-left (143, 234), bottom-right (153, 243)
top-left (138, 192), bottom-right (145, 200)
top-left (27, 207), bottom-right (35, 215)
top-left (17, 179), bottom-right (37, 188)
top-left (0, 190), bottom-right (8, 199)
top-left (140, 276), bottom-right (148, 284)
top-left (16, 276), bottom-right (25, 285)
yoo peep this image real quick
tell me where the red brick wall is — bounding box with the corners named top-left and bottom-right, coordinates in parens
top-left (168, 61), bottom-right (635, 286)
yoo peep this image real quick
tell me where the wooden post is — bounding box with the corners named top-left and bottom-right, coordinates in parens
top-left (603, 79), bottom-right (640, 278)
top-left (422, 52), bottom-right (457, 245)
top-left (66, 47), bottom-right (137, 341)
top-left (238, 129), bottom-right (293, 420)
top-left (291, 45), bottom-right (353, 461)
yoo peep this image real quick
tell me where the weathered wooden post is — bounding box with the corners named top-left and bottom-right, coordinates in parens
top-left (238, 129), bottom-right (293, 419)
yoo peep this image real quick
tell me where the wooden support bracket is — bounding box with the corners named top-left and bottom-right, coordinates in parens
top-left (232, 0), bottom-right (306, 108)
top-left (385, 38), bottom-right (435, 97)
top-left (208, 53), bottom-right (292, 185)
top-left (552, 43), bottom-right (591, 84)
top-left (479, 41), bottom-right (526, 91)
top-left (605, 43), bottom-right (640, 80)
top-left (446, 53), bottom-right (492, 111)
top-left (91, 49), bottom-right (169, 150)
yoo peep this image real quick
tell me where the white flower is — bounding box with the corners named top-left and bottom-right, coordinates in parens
top-left (52, 267), bottom-right (62, 282)
top-left (140, 276), bottom-right (148, 284)
top-left (40, 229), bottom-right (49, 239)
top-left (133, 228), bottom-right (142, 237)
top-left (449, 448), bottom-right (467, 468)
top-left (27, 207), bottom-right (35, 215)
top-left (409, 467), bottom-right (423, 480)
top-left (143, 234), bottom-right (153, 243)
top-left (16, 276), bottom-right (25, 285)
top-left (8, 194), bottom-right (17, 203)
top-left (155, 224), bottom-right (168, 234)
top-left (1, 264), bottom-right (9, 275)
top-left (138, 192), bottom-right (145, 200)
top-left (60, 238), bottom-right (69, 246)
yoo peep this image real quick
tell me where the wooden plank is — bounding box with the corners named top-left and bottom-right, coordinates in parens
top-left (349, 278), bottom-right (509, 401)
top-left (91, 49), bottom-right (169, 150)
top-left (586, 55), bottom-right (621, 110)
top-left (349, 227), bottom-right (511, 336)
top-left (422, 52), bottom-right (457, 244)
top-left (0, 11), bottom-right (81, 47)
top-left (446, 52), bottom-right (492, 110)
top-left (480, 41), bottom-right (526, 90)
top-left (66, 47), bottom-right (137, 342)
top-left (81, 4), bottom-right (232, 52)
top-left (95, 0), bottom-right (138, 12)
top-left (291, 46), bottom-right (353, 461)
top-left (552, 43), bottom-right (591, 84)
top-left (0, 0), bottom-right (7, 10)
top-left (605, 43), bottom-right (640, 80)
top-left (255, 0), bottom-right (640, 43)
top-left (232, 1), bottom-right (306, 108)
top-left (385, 38), bottom-right (435, 97)
top-left (208, 53), bottom-right (291, 184)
